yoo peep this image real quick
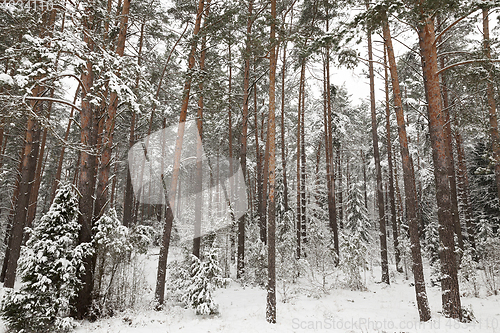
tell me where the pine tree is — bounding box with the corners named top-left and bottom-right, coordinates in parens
top-left (1, 184), bottom-right (92, 332)
top-left (341, 181), bottom-right (371, 291)
top-left (175, 248), bottom-right (229, 315)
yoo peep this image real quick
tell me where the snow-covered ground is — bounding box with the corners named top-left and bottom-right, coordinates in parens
top-left (1, 247), bottom-right (499, 333)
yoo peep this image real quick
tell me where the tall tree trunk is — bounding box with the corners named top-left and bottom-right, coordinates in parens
top-left (254, 75), bottom-right (265, 243)
top-left (51, 85), bottom-right (79, 201)
top-left (94, 0), bottom-right (131, 220)
top-left (123, 111), bottom-right (136, 227)
top-left (324, 51), bottom-right (338, 260)
top-left (361, 150), bottom-right (368, 209)
top-left (130, 20), bottom-right (185, 227)
top-left (228, 43), bottom-right (234, 203)
top-left (0, 117), bottom-right (4, 172)
top-left (266, 0), bottom-right (277, 322)
top-left (383, 15), bottom-right (431, 321)
top-left (155, 0), bottom-right (204, 306)
top-left (454, 126), bottom-right (476, 250)
top-left (1, 154), bottom-right (22, 283)
top-left (437, 21), bottom-right (463, 250)
top-left (3, 9), bottom-right (56, 288)
top-left (238, 0), bottom-right (252, 277)
top-left (75, 17), bottom-right (100, 317)
top-left (3, 97), bottom-right (41, 288)
top-left (281, 15), bottom-right (289, 212)
top-left (367, 19), bottom-right (389, 285)
top-left (384, 45), bottom-right (402, 273)
top-left (25, 112), bottom-right (48, 230)
top-left (417, 15), bottom-right (461, 320)
top-left (300, 60), bottom-right (307, 246)
top-left (296, 60), bottom-right (305, 258)
top-left (441, 89), bottom-right (463, 250)
top-left (336, 146), bottom-right (343, 227)
top-left (194, 1), bottom-right (209, 259)
top-left (482, 8), bottom-right (500, 204)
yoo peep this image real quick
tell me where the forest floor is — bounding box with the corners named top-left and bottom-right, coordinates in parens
top-left (1, 246), bottom-right (499, 333)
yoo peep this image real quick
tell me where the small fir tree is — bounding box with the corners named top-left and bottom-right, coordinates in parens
top-left (340, 181), bottom-right (371, 290)
top-left (1, 184), bottom-right (92, 332)
top-left (173, 248), bottom-right (229, 315)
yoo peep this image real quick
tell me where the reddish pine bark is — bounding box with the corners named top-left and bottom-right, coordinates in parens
top-left (417, 16), bottom-right (461, 320)
top-left (383, 15), bottom-right (431, 321)
top-left (94, 0), bottom-right (131, 220)
top-left (266, 0), bottom-right (277, 322)
top-left (194, 1), bottom-right (209, 258)
top-left (367, 21), bottom-right (389, 285)
top-left (238, 0), bottom-right (252, 277)
top-left (155, 0), bottom-right (204, 305)
top-left (454, 127), bottom-right (476, 250)
top-left (384, 45), bottom-right (401, 273)
top-left (324, 51), bottom-right (339, 260)
top-left (482, 8), bottom-right (500, 204)
top-left (51, 86), bottom-right (79, 201)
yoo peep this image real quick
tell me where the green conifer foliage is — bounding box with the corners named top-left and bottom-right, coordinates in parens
top-left (1, 184), bottom-right (92, 332)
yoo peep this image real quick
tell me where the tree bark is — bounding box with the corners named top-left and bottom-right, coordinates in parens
top-left (482, 8), bottom-right (500, 204)
top-left (324, 50), bottom-right (338, 260)
top-left (383, 15), bottom-right (431, 321)
top-left (94, 0), bottom-right (131, 220)
top-left (336, 146), bottom-right (343, 227)
top-left (155, 0), bottom-right (204, 306)
top-left (238, 0), bottom-right (252, 278)
top-left (194, 1), bottom-right (209, 259)
top-left (3, 9), bottom-right (56, 288)
top-left (25, 112), bottom-right (48, 231)
top-left (266, 0), bottom-right (277, 322)
top-left (75, 14), bottom-right (100, 317)
top-left (300, 59), bottom-right (307, 246)
top-left (367, 19), bottom-right (389, 285)
top-left (454, 127), bottom-right (476, 250)
top-left (3, 96), bottom-right (41, 288)
top-left (254, 73), bottom-right (265, 243)
top-left (384, 45), bottom-right (402, 273)
top-left (296, 60), bottom-right (305, 258)
top-left (51, 86), bottom-right (79, 201)
top-left (438, 23), bottom-right (463, 250)
top-left (417, 15), bottom-right (461, 320)
top-left (281, 14), bottom-right (289, 212)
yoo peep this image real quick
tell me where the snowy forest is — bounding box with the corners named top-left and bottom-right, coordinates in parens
top-left (1, 0), bottom-right (500, 332)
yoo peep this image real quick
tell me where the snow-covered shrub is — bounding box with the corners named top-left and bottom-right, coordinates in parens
top-left (0, 184), bottom-right (92, 332)
top-left (166, 250), bottom-right (192, 304)
top-left (275, 172), bottom-right (299, 302)
top-left (171, 248), bottom-right (229, 315)
top-left (398, 225), bottom-right (412, 281)
top-left (340, 181), bottom-right (370, 291)
top-left (240, 216), bottom-right (268, 287)
top-left (184, 249), bottom-right (229, 315)
top-left (460, 245), bottom-right (479, 297)
top-left (299, 176), bottom-right (338, 297)
top-left (477, 237), bottom-right (500, 296)
top-left (92, 209), bottom-right (154, 317)
top-left (277, 208), bottom-right (299, 303)
top-left (300, 218), bottom-right (337, 296)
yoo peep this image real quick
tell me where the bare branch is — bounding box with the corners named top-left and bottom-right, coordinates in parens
top-left (22, 96), bottom-right (83, 113)
top-left (437, 58), bottom-right (500, 75)
top-left (434, 8), bottom-right (481, 46)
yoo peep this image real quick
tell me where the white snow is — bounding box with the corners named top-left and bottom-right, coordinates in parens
top-left (0, 74), bottom-right (14, 86)
top-left (0, 246), bottom-right (490, 333)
